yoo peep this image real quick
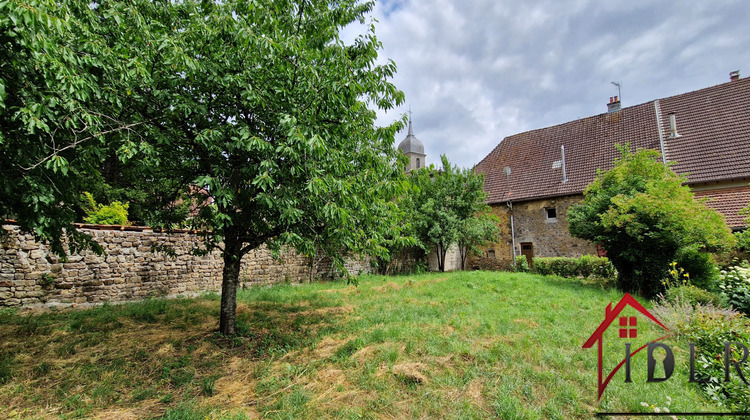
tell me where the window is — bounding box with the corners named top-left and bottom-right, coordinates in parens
top-left (545, 207), bottom-right (557, 219)
top-left (487, 249), bottom-right (495, 259)
top-left (416, 158), bottom-right (420, 169)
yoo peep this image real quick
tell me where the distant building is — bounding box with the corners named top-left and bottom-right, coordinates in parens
top-left (472, 73), bottom-right (750, 269)
top-left (397, 116), bottom-right (426, 172)
top-left (395, 114), bottom-right (463, 271)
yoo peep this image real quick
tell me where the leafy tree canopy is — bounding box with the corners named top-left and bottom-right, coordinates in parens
top-left (410, 155), bottom-right (499, 271)
top-left (567, 145), bottom-right (735, 297)
top-left (2, 0), bottom-right (408, 335)
top-left (0, 0), bottom-right (143, 254)
top-left (117, 0), bottom-right (408, 334)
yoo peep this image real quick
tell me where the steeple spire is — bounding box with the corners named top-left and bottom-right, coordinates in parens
top-left (397, 106), bottom-right (425, 172)
top-left (408, 106), bottom-right (414, 136)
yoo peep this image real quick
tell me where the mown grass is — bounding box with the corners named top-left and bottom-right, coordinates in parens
top-left (0, 271), bottom-right (725, 419)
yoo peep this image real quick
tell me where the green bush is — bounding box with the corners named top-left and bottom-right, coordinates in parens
top-left (682, 311), bottom-right (750, 412)
top-left (718, 260), bottom-right (750, 316)
top-left (675, 247), bottom-right (719, 291)
top-left (532, 258), bottom-right (553, 276)
top-left (514, 256), bottom-right (530, 273)
top-left (529, 256), bottom-right (615, 280)
top-left (81, 192), bottom-right (129, 225)
top-left (567, 147), bottom-right (735, 298)
top-left (736, 229), bottom-right (750, 252)
top-left (663, 285), bottom-right (724, 308)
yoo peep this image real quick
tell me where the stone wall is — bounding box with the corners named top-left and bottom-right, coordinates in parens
top-left (427, 244), bottom-right (463, 272)
top-left (0, 224), bottom-right (373, 308)
top-left (469, 195), bottom-right (598, 269)
top-left (383, 247), bottom-right (426, 275)
top-left (467, 203), bottom-right (514, 270)
top-left (511, 195), bottom-right (598, 258)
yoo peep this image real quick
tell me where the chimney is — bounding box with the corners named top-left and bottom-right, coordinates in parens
top-left (607, 95), bottom-right (621, 113)
top-left (730, 70), bottom-right (740, 81)
top-left (668, 112), bottom-right (680, 138)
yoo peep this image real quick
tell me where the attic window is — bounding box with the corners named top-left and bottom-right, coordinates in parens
top-left (545, 207), bottom-right (557, 220)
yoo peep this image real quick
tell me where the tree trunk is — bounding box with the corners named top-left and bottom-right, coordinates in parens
top-left (219, 233), bottom-right (242, 335)
top-left (459, 243), bottom-right (467, 270)
top-left (436, 243), bottom-right (446, 272)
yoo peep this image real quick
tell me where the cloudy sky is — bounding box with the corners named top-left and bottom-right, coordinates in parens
top-left (344, 0), bottom-right (750, 169)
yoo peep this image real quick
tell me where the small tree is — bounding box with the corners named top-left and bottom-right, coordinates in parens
top-left (411, 155), bottom-right (499, 272)
top-left (120, 0), bottom-right (407, 335)
top-left (458, 213), bottom-right (500, 270)
top-left (568, 146), bottom-right (735, 297)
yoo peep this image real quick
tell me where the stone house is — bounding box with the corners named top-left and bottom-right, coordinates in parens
top-left (472, 73), bottom-right (750, 269)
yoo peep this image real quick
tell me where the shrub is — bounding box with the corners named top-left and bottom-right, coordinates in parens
top-left (675, 247), bottom-right (719, 291)
top-left (718, 260), bottom-right (750, 316)
top-left (580, 254), bottom-right (616, 279)
top-left (736, 229), bottom-right (750, 252)
top-left (514, 256), bottom-right (530, 273)
top-left (567, 146), bottom-right (735, 298)
top-left (81, 192), bottom-right (129, 225)
top-left (651, 296), bottom-right (749, 411)
top-left (532, 258), bottom-right (553, 276)
top-left (681, 310), bottom-right (750, 412)
top-left (662, 285), bottom-right (724, 308)
top-left (528, 256), bottom-right (615, 280)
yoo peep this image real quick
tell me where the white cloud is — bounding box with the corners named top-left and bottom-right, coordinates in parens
top-left (343, 0), bottom-right (750, 169)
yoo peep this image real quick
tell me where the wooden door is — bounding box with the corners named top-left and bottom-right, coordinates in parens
top-left (520, 242), bottom-right (534, 268)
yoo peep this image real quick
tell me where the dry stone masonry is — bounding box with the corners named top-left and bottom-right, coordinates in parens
top-left (0, 224), bottom-right (372, 307)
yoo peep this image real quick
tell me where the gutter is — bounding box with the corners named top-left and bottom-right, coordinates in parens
top-left (508, 200), bottom-right (516, 263)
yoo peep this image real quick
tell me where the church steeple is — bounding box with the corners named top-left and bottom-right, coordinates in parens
top-left (397, 109), bottom-right (426, 172)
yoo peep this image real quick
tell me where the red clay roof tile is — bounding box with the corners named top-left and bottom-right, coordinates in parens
top-left (693, 186), bottom-right (750, 228)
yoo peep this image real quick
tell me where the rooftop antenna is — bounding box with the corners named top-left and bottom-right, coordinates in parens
top-left (611, 81), bottom-right (621, 102)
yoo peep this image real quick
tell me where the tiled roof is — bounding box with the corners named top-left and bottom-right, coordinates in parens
top-left (693, 186), bottom-right (750, 228)
top-left (476, 102), bottom-right (660, 203)
top-left (660, 79), bottom-right (750, 184)
top-left (477, 77), bottom-right (750, 208)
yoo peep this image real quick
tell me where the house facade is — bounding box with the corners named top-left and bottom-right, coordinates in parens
top-left (472, 74), bottom-right (750, 269)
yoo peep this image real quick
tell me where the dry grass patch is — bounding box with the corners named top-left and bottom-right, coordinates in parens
top-left (513, 318), bottom-right (540, 328)
top-left (392, 363), bottom-right (428, 385)
top-left (465, 379), bottom-right (485, 408)
top-left (372, 281), bottom-right (402, 293)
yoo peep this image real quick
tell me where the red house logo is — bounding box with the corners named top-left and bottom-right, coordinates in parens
top-left (582, 293), bottom-right (672, 399)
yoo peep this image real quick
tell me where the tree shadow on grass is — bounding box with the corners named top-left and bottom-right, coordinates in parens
top-left (207, 300), bottom-right (351, 359)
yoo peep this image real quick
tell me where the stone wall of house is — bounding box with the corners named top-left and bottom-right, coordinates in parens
top-left (511, 195), bottom-right (598, 259)
top-left (467, 203), bottom-right (514, 270)
top-left (0, 224), bottom-right (374, 308)
top-left (468, 195), bottom-right (598, 270)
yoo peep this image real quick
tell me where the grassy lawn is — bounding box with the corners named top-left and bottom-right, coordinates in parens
top-left (0, 271), bottom-right (721, 419)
